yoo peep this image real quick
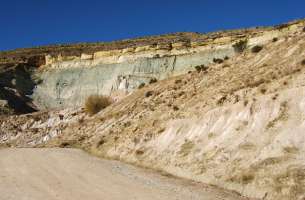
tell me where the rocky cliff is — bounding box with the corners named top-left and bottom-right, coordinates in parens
top-left (1, 20), bottom-right (303, 112)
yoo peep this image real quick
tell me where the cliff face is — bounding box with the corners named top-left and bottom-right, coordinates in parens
top-left (30, 21), bottom-right (302, 109)
top-left (33, 45), bottom-right (233, 108)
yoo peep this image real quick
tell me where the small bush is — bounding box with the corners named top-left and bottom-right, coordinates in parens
top-left (251, 45), bottom-right (263, 53)
top-left (174, 79), bottom-right (182, 84)
top-left (213, 58), bottom-right (224, 64)
top-left (149, 77), bottom-right (158, 84)
top-left (260, 88), bottom-right (267, 94)
top-left (217, 95), bottom-right (227, 105)
top-left (173, 105), bottom-right (179, 111)
top-left (144, 91), bottom-right (154, 97)
top-left (85, 95), bottom-right (112, 115)
top-left (303, 27), bottom-right (305, 32)
top-left (241, 174), bottom-right (255, 184)
top-left (301, 59), bottom-right (305, 65)
top-left (272, 94), bottom-right (279, 100)
top-left (78, 117), bottom-right (84, 124)
top-left (272, 37), bottom-right (278, 42)
top-left (138, 82), bottom-right (145, 89)
top-left (194, 65), bottom-right (208, 72)
top-left (224, 56), bottom-right (229, 60)
top-left (243, 100), bottom-right (248, 106)
top-left (153, 54), bottom-right (160, 58)
top-left (195, 65), bottom-right (201, 72)
top-left (233, 39), bottom-right (248, 53)
top-left (222, 64), bottom-right (230, 68)
top-left (135, 149), bottom-right (144, 155)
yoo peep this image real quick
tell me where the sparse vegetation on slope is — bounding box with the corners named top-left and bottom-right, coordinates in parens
top-left (251, 45), bottom-right (263, 53)
top-left (84, 95), bottom-right (112, 116)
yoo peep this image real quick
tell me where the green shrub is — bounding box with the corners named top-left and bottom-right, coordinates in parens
top-left (233, 40), bottom-right (248, 53)
top-left (85, 94), bottom-right (112, 116)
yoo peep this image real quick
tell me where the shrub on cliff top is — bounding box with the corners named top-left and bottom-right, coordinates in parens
top-left (233, 39), bottom-right (248, 53)
top-left (85, 94), bottom-right (112, 116)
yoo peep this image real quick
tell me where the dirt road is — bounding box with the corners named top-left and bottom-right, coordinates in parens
top-left (0, 148), bottom-right (249, 200)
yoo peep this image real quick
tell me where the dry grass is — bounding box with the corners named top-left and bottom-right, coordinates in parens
top-left (207, 132), bottom-right (215, 139)
top-left (241, 174), bottom-right (255, 184)
top-left (243, 99), bottom-right (249, 106)
top-left (266, 101), bottom-right (288, 129)
top-left (84, 95), bottom-right (112, 116)
top-left (260, 87), bottom-right (267, 94)
top-left (227, 170), bottom-right (255, 185)
top-left (273, 166), bottom-right (305, 199)
top-left (178, 140), bottom-right (194, 157)
top-left (282, 146), bottom-right (299, 154)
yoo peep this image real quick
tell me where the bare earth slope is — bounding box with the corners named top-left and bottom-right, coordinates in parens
top-left (0, 148), bottom-right (249, 200)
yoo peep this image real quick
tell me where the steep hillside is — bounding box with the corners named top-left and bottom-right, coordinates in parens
top-left (1, 19), bottom-right (305, 200)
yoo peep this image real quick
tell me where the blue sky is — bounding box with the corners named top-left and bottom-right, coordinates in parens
top-left (1, 0), bottom-right (305, 51)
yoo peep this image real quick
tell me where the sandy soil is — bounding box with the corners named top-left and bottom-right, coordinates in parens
top-left (0, 148), bottom-right (249, 200)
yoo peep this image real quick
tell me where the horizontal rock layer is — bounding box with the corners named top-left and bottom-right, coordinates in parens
top-left (32, 22), bottom-right (303, 109)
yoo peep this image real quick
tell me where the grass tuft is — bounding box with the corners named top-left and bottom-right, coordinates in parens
top-left (85, 94), bottom-right (112, 116)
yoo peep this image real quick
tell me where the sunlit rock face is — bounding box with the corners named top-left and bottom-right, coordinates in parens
top-left (30, 20), bottom-right (301, 109)
top-left (32, 44), bottom-right (234, 109)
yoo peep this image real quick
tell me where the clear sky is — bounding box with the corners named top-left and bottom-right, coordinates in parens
top-left (1, 0), bottom-right (305, 51)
